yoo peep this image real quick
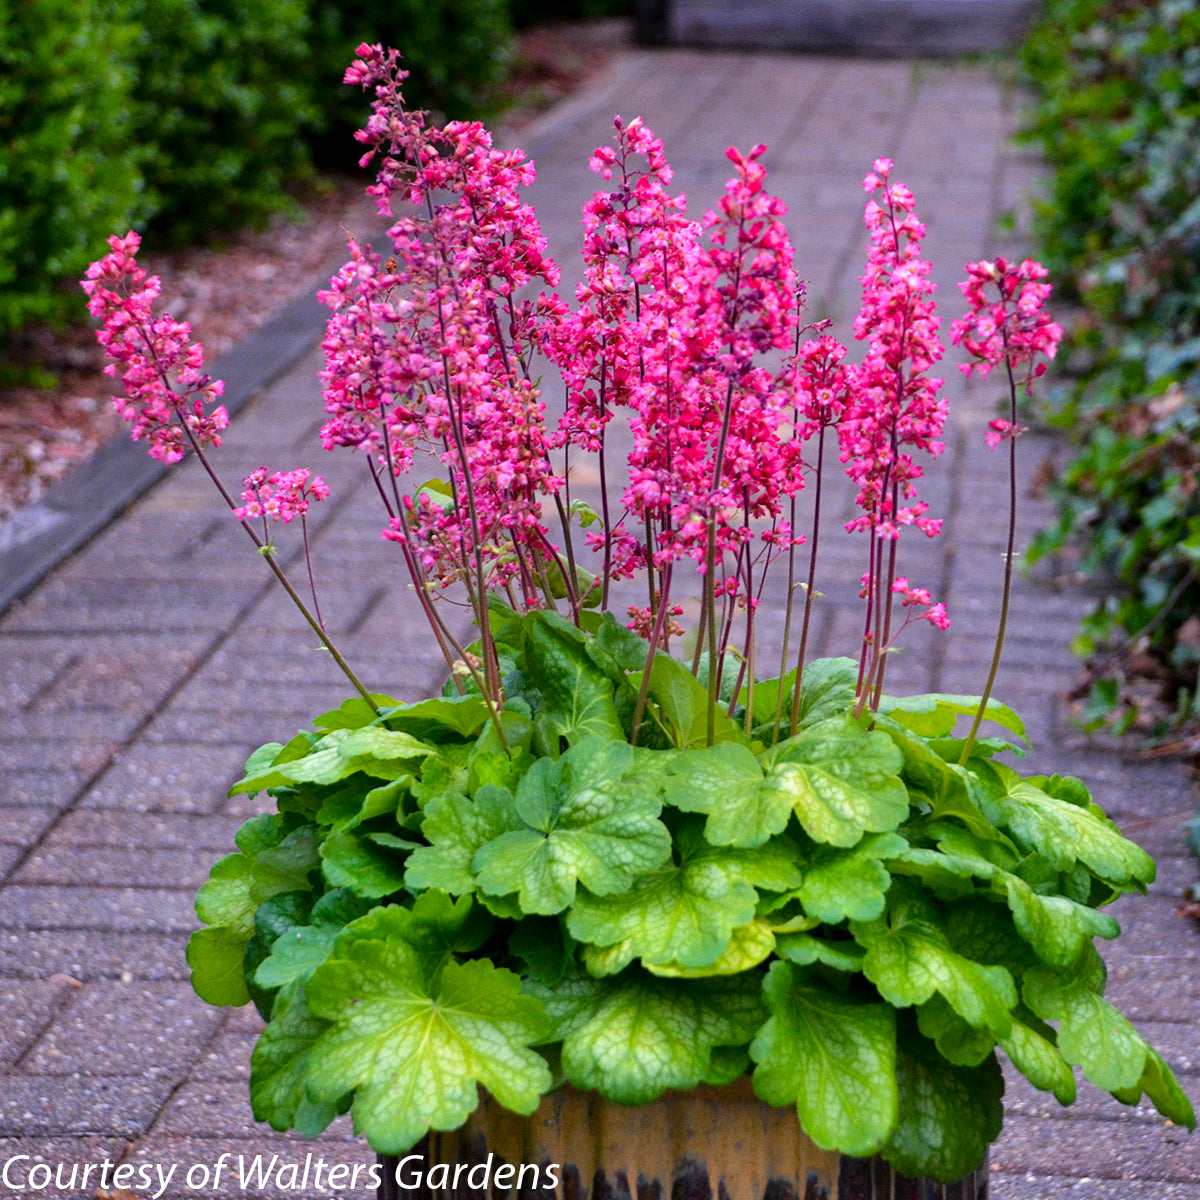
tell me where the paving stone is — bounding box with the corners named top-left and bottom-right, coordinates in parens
top-left (120, 1133), bottom-right (377, 1200)
top-left (188, 1029), bottom-right (258, 1084)
top-left (991, 1112), bottom-right (1200, 1182)
top-left (0, 1074), bottom-right (167, 1137)
top-left (0, 979), bottom-right (76, 1068)
top-left (0, 1137), bottom-right (131, 1200)
top-left (0, 806), bottom-right (69, 851)
top-left (0, 886), bottom-right (198, 933)
top-left (78, 740), bottom-right (249, 814)
top-left (0, 930), bottom-right (190, 982)
top-left (13, 844), bottom-right (214, 889)
top-left (22, 980), bottom-right (222, 1077)
top-left (0, 768), bottom-right (87, 808)
top-left (43, 809), bottom-right (242, 851)
top-left (991, 1174), bottom-right (1200, 1200)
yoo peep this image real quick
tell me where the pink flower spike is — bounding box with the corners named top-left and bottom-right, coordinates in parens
top-left (952, 256), bottom-right (1062, 393)
top-left (81, 233), bottom-right (229, 464)
top-left (984, 417), bottom-right (1026, 450)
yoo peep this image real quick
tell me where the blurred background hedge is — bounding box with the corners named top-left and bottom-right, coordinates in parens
top-left (1018, 0), bottom-right (1200, 742)
top-left (0, 0), bottom-right (631, 341)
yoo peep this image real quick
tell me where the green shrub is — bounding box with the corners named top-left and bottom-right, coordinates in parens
top-left (306, 0), bottom-right (515, 165)
top-left (509, 0), bottom-right (634, 27)
top-left (0, 0), bottom-right (145, 336)
top-left (1021, 0), bottom-right (1200, 737)
top-left (129, 0), bottom-right (318, 243)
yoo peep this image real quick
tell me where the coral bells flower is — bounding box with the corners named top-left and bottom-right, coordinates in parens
top-left (952, 257), bottom-right (1062, 392)
top-left (322, 45), bottom-right (564, 595)
top-left (234, 468), bottom-right (330, 524)
top-left (840, 159), bottom-right (947, 541)
top-left (82, 232), bottom-right (228, 465)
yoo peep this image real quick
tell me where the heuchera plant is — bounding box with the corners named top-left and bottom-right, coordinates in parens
top-left (83, 44), bottom-right (1194, 1183)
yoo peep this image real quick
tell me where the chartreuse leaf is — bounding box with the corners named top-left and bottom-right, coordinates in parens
top-left (774, 932), bottom-right (865, 974)
top-left (190, 819), bottom-right (319, 1005)
top-left (473, 740), bottom-right (671, 915)
top-left (750, 961), bottom-right (897, 1157)
top-left (792, 833), bottom-right (908, 923)
top-left (1022, 954), bottom-right (1167, 1098)
top-left (999, 1012), bottom-right (1076, 1106)
top-left (665, 719), bottom-right (907, 851)
top-left (305, 909), bottom-right (551, 1153)
top-left (916, 994), bottom-right (996, 1066)
top-left (1113, 1048), bottom-right (1196, 1129)
top-left (879, 692), bottom-right (1026, 742)
top-left (229, 727), bottom-right (435, 793)
top-left (187, 927), bottom-right (256, 1007)
top-left (525, 611), bottom-right (624, 744)
top-left (250, 984), bottom-right (343, 1137)
top-left (971, 760), bottom-right (1155, 887)
top-left (664, 742), bottom-right (788, 848)
top-left (313, 695), bottom-right (401, 731)
top-left (646, 918), bottom-right (777, 978)
top-left (855, 911), bottom-right (1017, 1039)
top-left (640, 654), bottom-right (742, 749)
top-left (568, 820), bottom-right (799, 970)
top-left (404, 786), bottom-right (514, 896)
top-left (764, 717), bottom-right (909, 847)
top-left (883, 1039), bottom-right (1003, 1182)
top-left (533, 969), bottom-right (765, 1105)
top-left (255, 890), bottom-right (371, 992)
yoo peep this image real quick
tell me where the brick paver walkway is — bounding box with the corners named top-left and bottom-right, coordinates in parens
top-left (1, 46), bottom-right (1197, 1199)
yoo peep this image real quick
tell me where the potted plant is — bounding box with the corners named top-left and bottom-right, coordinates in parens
top-left (83, 44), bottom-right (1194, 1196)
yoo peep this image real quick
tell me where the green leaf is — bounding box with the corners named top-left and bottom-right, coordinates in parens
top-left (534, 969), bottom-right (766, 1105)
top-left (1022, 960), bottom-right (1152, 1092)
top-left (567, 823), bottom-right (765, 969)
top-left (916, 995), bottom-right (996, 1066)
top-left (525, 611), bottom-right (624, 744)
top-left (306, 910), bottom-right (551, 1153)
top-left (792, 832), bottom-right (908, 923)
top-left (999, 1013), bottom-right (1076, 1106)
top-left (380, 696), bottom-right (491, 740)
top-left (883, 1042), bottom-right (1003, 1182)
top-left (187, 926), bottom-right (253, 1006)
top-left (774, 931), bottom-right (865, 974)
top-left (856, 915), bottom-right (1017, 1038)
top-left (664, 742), bottom-right (789, 848)
top-left (473, 740), bottom-right (671, 915)
top-left (320, 829), bottom-right (409, 899)
top-left (642, 654), bottom-right (742, 749)
top-left (747, 658), bottom-right (859, 740)
top-left (404, 786), bottom-right (514, 895)
top-left (972, 761), bottom-right (1155, 887)
top-left (1113, 1047), bottom-right (1196, 1129)
top-left (646, 918), bottom-right (777, 978)
top-left (314, 695), bottom-right (400, 731)
top-left (879, 693), bottom-right (1026, 742)
top-left (255, 890), bottom-right (373, 992)
top-left (750, 961), bottom-right (897, 1157)
top-left (765, 716), bottom-right (909, 847)
top-left (250, 984), bottom-right (341, 1136)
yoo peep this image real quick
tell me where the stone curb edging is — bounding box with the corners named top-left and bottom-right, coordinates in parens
top-left (0, 285), bottom-right (332, 619)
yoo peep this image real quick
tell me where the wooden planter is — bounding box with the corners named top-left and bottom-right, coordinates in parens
top-left (376, 1081), bottom-right (989, 1200)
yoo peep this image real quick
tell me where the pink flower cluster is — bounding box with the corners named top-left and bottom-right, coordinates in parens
top-left (840, 159), bottom-right (946, 541)
top-left (234, 468), bottom-right (330, 524)
top-left (82, 52), bottom-right (1063, 712)
top-left (81, 232), bottom-right (228, 464)
top-left (952, 257), bottom-right (1063, 393)
top-left (540, 120), bottom-right (803, 601)
top-left (322, 44), bottom-right (562, 596)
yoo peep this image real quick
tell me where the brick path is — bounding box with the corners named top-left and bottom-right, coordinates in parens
top-left (1, 46), bottom-right (1197, 1200)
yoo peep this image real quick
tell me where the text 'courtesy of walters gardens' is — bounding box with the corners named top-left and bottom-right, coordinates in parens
top-left (2, 1153), bottom-right (564, 1196)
